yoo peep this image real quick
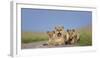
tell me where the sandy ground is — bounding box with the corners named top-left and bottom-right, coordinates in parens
top-left (21, 41), bottom-right (79, 49)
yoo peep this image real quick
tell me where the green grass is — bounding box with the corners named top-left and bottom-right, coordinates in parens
top-left (78, 31), bottom-right (92, 46)
top-left (21, 31), bottom-right (92, 46)
top-left (21, 32), bottom-right (48, 43)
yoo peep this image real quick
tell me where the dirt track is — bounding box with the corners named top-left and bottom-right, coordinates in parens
top-left (21, 41), bottom-right (79, 49)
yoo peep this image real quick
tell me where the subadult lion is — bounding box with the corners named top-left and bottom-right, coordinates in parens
top-left (54, 26), bottom-right (65, 45)
top-left (46, 31), bottom-right (56, 45)
top-left (46, 26), bottom-right (66, 46)
top-left (66, 29), bottom-right (80, 44)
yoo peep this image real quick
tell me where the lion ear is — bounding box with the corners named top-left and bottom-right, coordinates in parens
top-left (47, 31), bottom-right (49, 34)
top-left (67, 29), bottom-right (69, 32)
top-left (61, 26), bottom-right (64, 29)
top-left (72, 29), bottom-right (75, 32)
top-left (55, 26), bottom-right (57, 29)
top-left (52, 31), bottom-right (55, 33)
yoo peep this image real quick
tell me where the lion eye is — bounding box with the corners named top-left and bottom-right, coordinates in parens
top-left (60, 29), bottom-right (62, 31)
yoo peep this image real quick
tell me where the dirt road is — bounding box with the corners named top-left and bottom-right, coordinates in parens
top-left (21, 41), bottom-right (79, 49)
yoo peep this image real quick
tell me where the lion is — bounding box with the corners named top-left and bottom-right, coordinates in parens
top-left (46, 31), bottom-right (56, 45)
top-left (54, 26), bottom-right (65, 45)
top-left (67, 29), bottom-right (80, 44)
top-left (64, 31), bottom-right (70, 44)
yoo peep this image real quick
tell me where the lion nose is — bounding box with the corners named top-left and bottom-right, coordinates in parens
top-left (57, 33), bottom-right (61, 37)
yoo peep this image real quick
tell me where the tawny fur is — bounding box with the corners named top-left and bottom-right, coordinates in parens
top-left (67, 29), bottom-right (80, 44)
top-left (46, 26), bottom-right (80, 46)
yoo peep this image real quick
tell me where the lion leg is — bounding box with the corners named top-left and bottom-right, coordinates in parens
top-left (70, 39), bottom-right (75, 44)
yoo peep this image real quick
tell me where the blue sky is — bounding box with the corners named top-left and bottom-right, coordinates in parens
top-left (21, 8), bottom-right (92, 32)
